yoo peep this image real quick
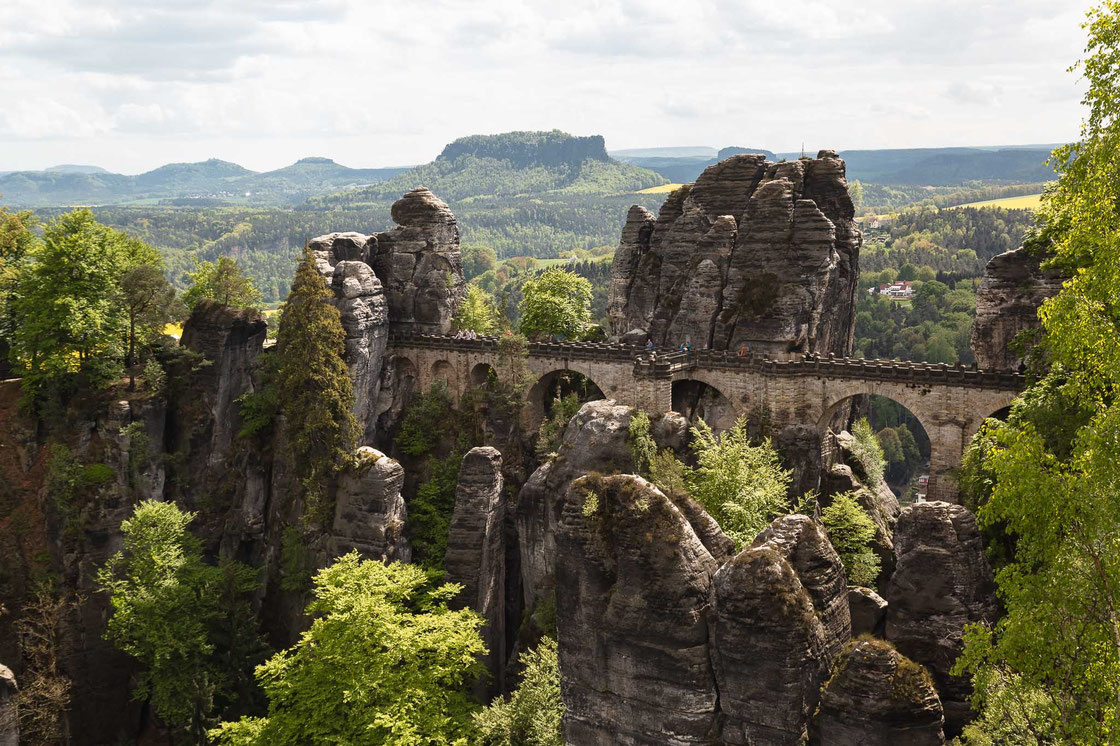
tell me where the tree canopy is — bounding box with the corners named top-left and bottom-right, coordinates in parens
top-left (517, 267), bottom-right (593, 341)
top-left (8, 209), bottom-right (172, 406)
top-left (273, 246), bottom-right (356, 522)
top-left (210, 553), bottom-right (485, 745)
top-left (181, 256), bottom-right (262, 311)
top-left (97, 501), bottom-right (265, 740)
top-left (955, 4), bottom-right (1120, 741)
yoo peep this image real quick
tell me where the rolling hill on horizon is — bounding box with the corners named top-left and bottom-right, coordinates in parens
top-left (0, 157), bottom-right (408, 207)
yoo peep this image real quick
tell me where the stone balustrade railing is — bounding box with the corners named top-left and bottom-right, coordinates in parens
top-left (388, 333), bottom-right (1026, 391)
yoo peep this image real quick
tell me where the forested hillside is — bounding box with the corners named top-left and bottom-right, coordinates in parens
top-left (0, 157), bottom-right (407, 207)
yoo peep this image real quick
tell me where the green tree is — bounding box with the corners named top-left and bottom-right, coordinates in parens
top-left (462, 244), bottom-right (498, 280)
top-left (850, 418), bottom-right (886, 486)
top-left (10, 209), bottom-right (128, 404)
top-left (820, 492), bottom-right (880, 586)
top-left (683, 418), bottom-right (792, 548)
top-left (897, 263), bottom-right (918, 281)
top-left (517, 267), bottom-right (592, 341)
top-left (97, 501), bottom-right (265, 741)
top-left (120, 263), bottom-right (180, 389)
top-left (181, 256), bottom-right (262, 312)
top-left (273, 246), bottom-right (356, 522)
top-left (209, 553), bottom-right (485, 746)
top-left (475, 637), bottom-right (564, 746)
top-left (955, 4), bottom-right (1120, 741)
top-left (455, 284), bottom-right (505, 335)
top-left (0, 205), bottom-right (38, 373)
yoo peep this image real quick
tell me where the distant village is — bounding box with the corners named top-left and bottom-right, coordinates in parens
top-left (869, 280), bottom-right (916, 299)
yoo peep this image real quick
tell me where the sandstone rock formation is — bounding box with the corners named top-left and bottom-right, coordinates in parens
top-left (171, 300), bottom-right (267, 515)
top-left (327, 257), bottom-right (389, 441)
top-left (810, 639), bottom-right (945, 746)
top-left (329, 446), bottom-right (410, 563)
top-left (515, 400), bottom-right (689, 612)
top-left (711, 514), bottom-right (851, 745)
top-left (0, 664), bottom-right (16, 746)
top-left (556, 474), bottom-right (721, 744)
top-left (848, 586), bottom-right (888, 637)
top-left (444, 446), bottom-right (506, 698)
top-left (822, 430), bottom-right (902, 584)
top-left (371, 187), bottom-right (467, 335)
top-left (971, 247), bottom-right (1064, 370)
top-left (886, 501), bottom-right (997, 735)
top-left (608, 151), bottom-right (861, 356)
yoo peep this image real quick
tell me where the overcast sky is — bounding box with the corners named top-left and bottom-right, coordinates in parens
top-left (0, 0), bottom-right (1094, 173)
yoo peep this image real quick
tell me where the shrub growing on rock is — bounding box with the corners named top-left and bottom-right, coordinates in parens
top-left (820, 492), bottom-right (881, 586)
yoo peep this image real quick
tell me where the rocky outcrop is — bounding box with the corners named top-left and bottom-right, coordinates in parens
top-left (371, 187), bottom-right (466, 335)
top-left (608, 151), bottom-right (861, 356)
top-left (849, 586), bottom-right (888, 637)
top-left (810, 639), bottom-right (945, 746)
top-left (0, 664), bottom-right (16, 746)
top-left (171, 300), bottom-right (267, 507)
top-left (515, 400), bottom-right (689, 612)
top-left (329, 447), bottom-right (410, 563)
top-left (309, 231), bottom-right (372, 267)
top-left (556, 474), bottom-right (721, 744)
top-left (328, 259), bottom-right (389, 442)
top-left (711, 514), bottom-right (851, 745)
top-left (823, 430), bottom-right (902, 584)
top-left (444, 447), bottom-right (506, 698)
top-left (971, 247), bottom-right (1064, 370)
top-left (886, 502), bottom-right (997, 736)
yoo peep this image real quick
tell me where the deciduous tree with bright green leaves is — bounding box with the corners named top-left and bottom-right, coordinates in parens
top-left (97, 501), bottom-right (266, 742)
top-left (11, 210), bottom-right (136, 404)
top-left (517, 267), bottom-right (592, 341)
top-left (955, 4), bottom-right (1120, 742)
top-left (209, 553), bottom-right (486, 746)
top-left (181, 256), bottom-right (262, 312)
top-left (475, 637), bottom-right (564, 746)
top-left (455, 284), bottom-right (506, 335)
top-left (682, 418), bottom-right (792, 548)
top-left (273, 246), bottom-right (357, 522)
top-left (820, 492), bottom-right (880, 587)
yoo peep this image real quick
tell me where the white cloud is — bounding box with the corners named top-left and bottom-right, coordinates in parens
top-left (0, 0), bottom-right (1094, 172)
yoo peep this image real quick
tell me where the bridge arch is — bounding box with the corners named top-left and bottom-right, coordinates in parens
top-left (671, 377), bottom-right (739, 431)
top-left (429, 360), bottom-right (458, 399)
top-left (470, 362), bottom-right (497, 388)
top-left (525, 368), bottom-right (607, 432)
top-left (817, 387), bottom-right (935, 503)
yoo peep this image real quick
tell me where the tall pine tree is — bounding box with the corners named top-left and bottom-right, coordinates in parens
top-left (274, 246), bottom-right (357, 522)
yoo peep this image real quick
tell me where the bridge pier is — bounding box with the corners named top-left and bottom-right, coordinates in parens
top-left (925, 421), bottom-right (973, 503)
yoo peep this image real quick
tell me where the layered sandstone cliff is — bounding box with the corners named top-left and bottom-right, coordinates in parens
top-left (970, 246), bottom-right (1064, 370)
top-left (608, 151), bottom-right (861, 355)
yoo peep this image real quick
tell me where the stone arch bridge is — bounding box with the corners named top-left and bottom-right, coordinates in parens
top-left (388, 334), bottom-right (1024, 503)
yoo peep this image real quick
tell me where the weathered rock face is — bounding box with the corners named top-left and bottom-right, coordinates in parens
top-left (444, 446), bottom-right (506, 698)
top-left (371, 187), bottom-right (467, 335)
top-left (886, 501), bottom-right (997, 736)
top-left (515, 400), bottom-right (689, 612)
top-left (0, 664), bottom-right (16, 746)
top-left (325, 257), bottom-right (390, 442)
top-left (309, 231), bottom-right (372, 266)
top-left (971, 247), bottom-right (1064, 370)
top-left (810, 639), bottom-right (945, 746)
top-left (848, 586), bottom-right (888, 638)
top-left (711, 514), bottom-right (851, 745)
top-left (556, 474), bottom-right (721, 744)
top-left (329, 447), bottom-right (410, 563)
top-left (608, 151), bottom-right (861, 356)
top-left (170, 301), bottom-right (267, 517)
